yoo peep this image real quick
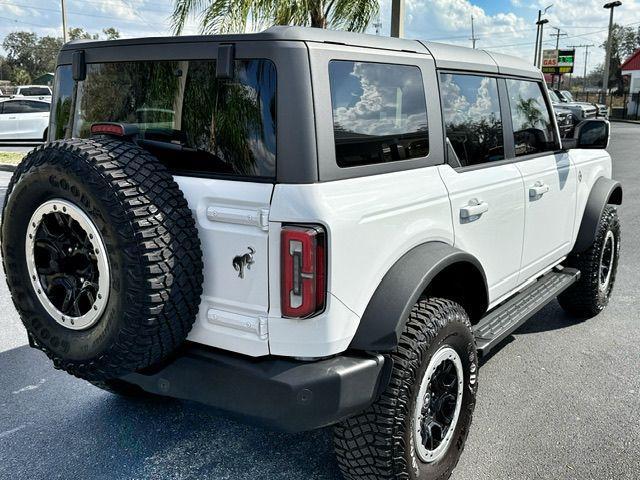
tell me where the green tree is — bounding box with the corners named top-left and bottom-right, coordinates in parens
top-left (102, 27), bottom-right (121, 40)
top-left (68, 28), bottom-right (99, 40)
top-left (2, 31), bottom-right (63, 80)
top-left (601, 24), bottom-right (640, 92)
top-left (171, 0), bottom-right (379, 34)
top-left (10, 67), bottom-right (31, 84)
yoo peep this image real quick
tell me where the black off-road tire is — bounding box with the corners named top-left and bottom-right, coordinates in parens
top-left (1, 137), bottom-right (203, 381)
top-left (558, 206), bottom-right (620, 319)
top-left (334, 298), bottom-right (478, 480)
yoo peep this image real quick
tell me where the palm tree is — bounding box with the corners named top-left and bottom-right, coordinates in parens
top-left (171, 0), bottom-right (380, 35)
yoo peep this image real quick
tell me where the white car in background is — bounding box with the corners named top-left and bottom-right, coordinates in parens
top-left (0, 98), bottom-right (50, 141)
top-left (13, 85), bottom-right (52, 101)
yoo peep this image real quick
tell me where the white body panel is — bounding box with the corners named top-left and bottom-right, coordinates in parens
top-left (516, 153), bottom-right (577, 282)
top-left (16, 112), bottom-right (49, 139)
top-left (268, 167), bottom-right (453, 357)
top-left (437, 163), bottom-right (525, 302)
top-left (568, 149), bottom-right (612, 247)
top-left (175, 176), bottom-right (273, 357)
top-left (177, 149), bottom-right (612, 358)
top-left (0, 112), bottom-right (18, 139)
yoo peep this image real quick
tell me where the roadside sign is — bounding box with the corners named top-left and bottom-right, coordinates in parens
top-left (542, 49), bottom-right (575, 74)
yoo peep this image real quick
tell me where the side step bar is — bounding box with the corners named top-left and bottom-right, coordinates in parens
top-left (473, 267), bottom-right (580, 357)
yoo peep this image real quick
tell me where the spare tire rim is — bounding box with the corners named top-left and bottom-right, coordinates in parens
top-left (599, 230), bottom-right (615, 293)
top-left (25, 199), bottom-right (110, 330)
top-left (414, 346), bottom-right (464, 464)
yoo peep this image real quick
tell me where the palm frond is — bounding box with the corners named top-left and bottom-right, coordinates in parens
top-left (171, 0), bottom-right (207, 35)
top-left (330, 0), bottom-right (379, 32)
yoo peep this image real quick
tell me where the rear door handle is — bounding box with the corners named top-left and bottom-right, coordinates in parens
top-left (529, 181), bottom-right (550, 198)
top-left (460, 199), bottom-right (489, 219)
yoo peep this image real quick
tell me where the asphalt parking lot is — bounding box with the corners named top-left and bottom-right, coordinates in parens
top-left (0, 124), bottom-right (638, 480)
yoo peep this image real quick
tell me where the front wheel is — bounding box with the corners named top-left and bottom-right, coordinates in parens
top-left (558, 206), bottom-right (621, 319)
top-left (334, 298), bottom-right (478, 480)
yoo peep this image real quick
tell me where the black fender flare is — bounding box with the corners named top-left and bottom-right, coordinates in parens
top-left (573, 177), bottom-right (622, 253)
top-left (349, 241), bottom-right (488, 352)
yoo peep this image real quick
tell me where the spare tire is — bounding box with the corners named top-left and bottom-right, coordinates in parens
top-left (1, 137), bottom-right (203, 381)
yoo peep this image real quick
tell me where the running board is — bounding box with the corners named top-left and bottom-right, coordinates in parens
top-left (473, 267), bottom-right (581, 357)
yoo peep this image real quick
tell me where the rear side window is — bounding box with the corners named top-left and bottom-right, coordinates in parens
top-left (0, 100), bottom-right (47, 113)
top-left (329, 61), bottom-right (429, 168)
top-left (19, 100), bottom-right (50, 112)
top-left (70, 59), bottom-right (276, 179)
top-left (440, 73), bottom-right (504, 167)
top-left (1, 101), bottom-right (21, 114)
top-left (505, 79), bottom-right (558, 156)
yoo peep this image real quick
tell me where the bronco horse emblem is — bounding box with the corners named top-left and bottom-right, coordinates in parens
top-left (233, 247), bottom-right (255, 279)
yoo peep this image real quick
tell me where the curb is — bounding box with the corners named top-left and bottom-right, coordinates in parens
top-left (0, 164), bottom-right (17, 173)
top-left (609, 118), bottom-right (640, 125)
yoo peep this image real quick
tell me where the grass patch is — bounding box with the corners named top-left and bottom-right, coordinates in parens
top-left (0, 151), bottom-right (24, 165)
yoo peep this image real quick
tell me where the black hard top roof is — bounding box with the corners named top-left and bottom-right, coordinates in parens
top-left (60, 25), bottom-right (539, 78)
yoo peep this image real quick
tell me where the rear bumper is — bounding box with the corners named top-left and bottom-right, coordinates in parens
top-left (122, 344), bottom-right (388, 433)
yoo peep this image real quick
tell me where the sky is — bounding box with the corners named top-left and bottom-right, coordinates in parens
top-left (1, 0), bottom-right (639, 75)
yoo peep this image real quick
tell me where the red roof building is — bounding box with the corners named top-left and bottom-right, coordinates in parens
top-left (621, 49), bottom-right (640, 72)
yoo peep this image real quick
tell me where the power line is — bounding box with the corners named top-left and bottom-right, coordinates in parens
top-left (0, 1), bottom-right (169, 24)
top-left (0, 14), bottom-right (52, 28)
top-left (119, 0), bottom-right (164, 35)
top-left (481, 20), bottom-right (640, 50)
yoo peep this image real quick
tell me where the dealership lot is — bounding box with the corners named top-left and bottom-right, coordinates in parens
top-left (0, 123), bottom-right (638, 480)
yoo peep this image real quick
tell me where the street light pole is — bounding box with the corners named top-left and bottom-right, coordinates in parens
top-left (602, 1), bottom-right (622, 104)
top-left (534, 10), bottom-right (542, 65)
top-left (537, 19), bottom-right (549, 68)
top-left (534, 5), bottom-right (553, 68)
top-left (61, 0), bottom-right (68, 43)
top-left (390, 0), bottom-right (405, 38)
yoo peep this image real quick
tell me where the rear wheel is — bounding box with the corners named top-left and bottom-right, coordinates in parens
top-left (558, 206), bottom-right (620, 318)
top-left (334, 298), bottom-right (478, 480)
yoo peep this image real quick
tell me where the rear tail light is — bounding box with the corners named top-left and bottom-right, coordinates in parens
top-left (281, 225), bottom-right (326, 318)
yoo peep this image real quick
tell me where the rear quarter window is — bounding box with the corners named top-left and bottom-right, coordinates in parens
top-left (328, 60), bottom-right (429, 168)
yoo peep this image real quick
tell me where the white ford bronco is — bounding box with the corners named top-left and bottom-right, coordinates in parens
top-left (1, 27), bottom-right (622, 480)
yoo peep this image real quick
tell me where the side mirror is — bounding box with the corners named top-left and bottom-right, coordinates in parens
top-left (563, 119), bottom-right (610, 150)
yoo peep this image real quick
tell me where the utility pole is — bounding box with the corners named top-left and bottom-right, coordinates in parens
top-left (61, 0), bottom-right (68, 43)
top-left (550, 27), bottom-right (567, 88)
top-left (390, 0), bottom-right (405, 38)
top-left (536, 18), bottom-right (549, 68)
top-left (470, 15), bottom-right (478, 49)
top-left (602, 1), bottom-right (622, 104)
top-left (568, 44), bottom-right (594, 91)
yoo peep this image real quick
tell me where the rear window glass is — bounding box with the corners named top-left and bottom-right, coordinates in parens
top-left (329, 60), bottom-right (429, 168)
top-left (67, 59), bottom-right (276, 178)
